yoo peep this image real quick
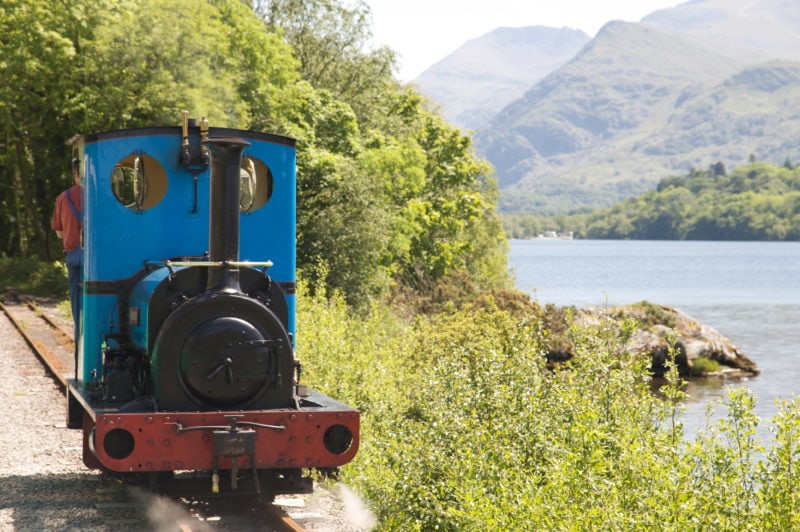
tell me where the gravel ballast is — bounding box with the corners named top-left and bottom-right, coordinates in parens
top-left (0, 311), bottom-right (129, 530)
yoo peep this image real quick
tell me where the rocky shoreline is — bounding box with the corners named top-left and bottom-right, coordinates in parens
top-left (575, 302), bottom-right (760, 379)
top-left (474, 291), bottom-right (759, 379)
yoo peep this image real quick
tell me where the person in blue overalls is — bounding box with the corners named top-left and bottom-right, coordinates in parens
top-left (52, 157), bottom-right (84, 346)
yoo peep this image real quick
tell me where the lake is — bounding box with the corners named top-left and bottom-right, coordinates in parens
top-left (509, 239), bottom-right (800, 436)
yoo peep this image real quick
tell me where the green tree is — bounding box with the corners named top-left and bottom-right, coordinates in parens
top-left (547, 162), bottom-right (800, 241)
top-left (402, 113), bottom-right (508, 289)
top-left (710, 160), bottom-right (727, 176)
top-left (2, 0), bottom-right (510, 306)
top-left (70, 0), bottom-right (300, 131)
top-left (0, 0), bottom-right (84, 258)
top-left (256, 0), bottom-right (397, 126)
top-left (1, 0), bottom-right (301, 259)
top-left (259, 1), bottom-right (509, 301)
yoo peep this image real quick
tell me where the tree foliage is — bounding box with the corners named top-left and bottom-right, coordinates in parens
top-left (255, 0), bottom-right (397, 126)
top-left (0, 0), bottom-right (84, 257)
top-left (0, 0), bottom-right (508, 305)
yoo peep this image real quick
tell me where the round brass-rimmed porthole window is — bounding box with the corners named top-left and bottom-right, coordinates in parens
top-left (240, 157), bottom-right (273, 213)
top-left (111, 153), bottom-right (167, 211)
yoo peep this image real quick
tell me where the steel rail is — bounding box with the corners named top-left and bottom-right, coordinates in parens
top-left (0, 292), bottom-right (70, 392)
top-left (12, 289), bottom-right (75, 342)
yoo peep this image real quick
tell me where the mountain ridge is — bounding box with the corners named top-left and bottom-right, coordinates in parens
top-left (413, 26), bottom-right (589, 131)
top-left (413, 0), bottom-right (800, 214)
top-left (475, 21), bottom-right (745, 195)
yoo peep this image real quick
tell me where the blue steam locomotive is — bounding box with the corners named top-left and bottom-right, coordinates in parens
top-left (66, 115), bottom-right (359, 495)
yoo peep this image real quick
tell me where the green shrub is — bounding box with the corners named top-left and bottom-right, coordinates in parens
top-left (0, 256), bottom-right (38, 286)
top-left (0, 256), bottom-right (68, 296)
top-left (28, 261), bottom-right (69, 296)
top-left (294, 281), bottom-right (800, 529)
top-left (628, 300), bottom-right (677, 329)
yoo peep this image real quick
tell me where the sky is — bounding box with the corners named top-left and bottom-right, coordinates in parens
top-left (365, 0), bottom-right (683, 81)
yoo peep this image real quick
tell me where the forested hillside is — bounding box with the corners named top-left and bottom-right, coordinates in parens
top-left (474, 21), bottom-right (737, 209)
top-left (505, 161), bottom-right (800, 240)
top-left (0, 0), bottom-right (508, 305)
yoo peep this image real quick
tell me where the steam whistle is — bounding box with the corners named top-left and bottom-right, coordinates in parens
top-left (199, 116), bottom-right (209, 142)
top-left (180, 111), bottom-right (209, 170)
top-left (179, 111), bottom-right (210, 213)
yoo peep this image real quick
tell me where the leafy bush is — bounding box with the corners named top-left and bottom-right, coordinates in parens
top-left (299, 287), bottom-right (800, 529)
top-left (0, 256), bottom-right (67, 296)
top-left (28, 261), bottom-right (70, 296)
top-left (628, 300), bottom-right (678, 329)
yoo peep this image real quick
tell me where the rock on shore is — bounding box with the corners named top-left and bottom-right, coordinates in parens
top-left (576, 302), bottom-right (760, 378)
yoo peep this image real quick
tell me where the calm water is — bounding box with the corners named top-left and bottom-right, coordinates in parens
top-left (509, 239), bottom-right (800, 436)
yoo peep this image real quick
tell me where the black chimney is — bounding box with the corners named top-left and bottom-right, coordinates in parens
top-left (203, 137), bottom-right (251, 291)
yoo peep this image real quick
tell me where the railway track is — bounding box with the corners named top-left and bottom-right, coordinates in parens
top-left (0, 289), bottom-right (74, 390)
top-left (0, 288), bottom-right (317, 532)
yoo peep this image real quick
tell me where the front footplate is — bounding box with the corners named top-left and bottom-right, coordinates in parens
top-left (68, 380), bottom-right (360, 476)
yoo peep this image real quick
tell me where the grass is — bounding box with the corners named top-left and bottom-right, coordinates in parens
top-left (690, 355), bottom-right (723, 376)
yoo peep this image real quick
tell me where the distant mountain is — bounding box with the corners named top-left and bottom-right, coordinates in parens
top-left (474, 21), bottom-right (751, 212)
top-left (412, 26), bottom-right (589, 130)
top-left (643, 0), bottom-right (800, 62)
top-left (468, 0), bottom-right (800, 213)
top-left (634, 60), bottom-right (800, 167)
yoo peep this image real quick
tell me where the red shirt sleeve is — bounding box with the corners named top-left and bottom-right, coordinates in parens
top-left (52, 186), bottom-right (83, 252)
